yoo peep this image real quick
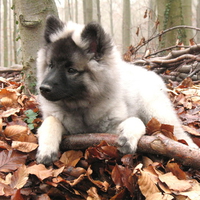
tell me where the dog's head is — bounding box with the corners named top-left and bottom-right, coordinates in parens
top-left (37, 15), bottom-right (119, 104)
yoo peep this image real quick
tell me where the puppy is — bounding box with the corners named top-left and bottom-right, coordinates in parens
top-left (36, 15), bottom-right (198, 165)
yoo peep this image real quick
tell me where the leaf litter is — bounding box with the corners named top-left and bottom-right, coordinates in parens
top-left (0, 77), bottom-right (200, 199)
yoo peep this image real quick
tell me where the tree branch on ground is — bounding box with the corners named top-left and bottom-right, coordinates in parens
top-left (61, 133), bottom-right (200, 169)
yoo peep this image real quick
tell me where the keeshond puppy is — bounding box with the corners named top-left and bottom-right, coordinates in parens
top-left (36, 15), bottom-right (197, 165)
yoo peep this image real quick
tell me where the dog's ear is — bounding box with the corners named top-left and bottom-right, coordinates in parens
top-left (44, 15), bottom-right (64, 43)
top-left (81, 22), bottom-right (112, 60)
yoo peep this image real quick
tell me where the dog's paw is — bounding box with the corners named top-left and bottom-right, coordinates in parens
top-left (36, 152), bottom-right (58, 166)
top-left (117, 117), bottom-right (146, 154)
top-left (117, 135), bottom-right (138, 154)
top-left (36, 146), bottom-right (59, 166)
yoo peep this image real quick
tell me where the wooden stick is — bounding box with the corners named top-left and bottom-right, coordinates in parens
top-left (61, 133), bottom-right (200, 169)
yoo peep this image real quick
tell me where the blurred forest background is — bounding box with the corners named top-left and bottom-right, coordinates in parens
top-left (1, 0), bottom-right (200, 67)
top-left (1, 0), bottom-right (200, 92)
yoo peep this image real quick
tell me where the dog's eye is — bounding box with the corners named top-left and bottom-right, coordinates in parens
top-left (67, 68), bottom-right (78, 74)
top-left (48, 63), bottom-right (53, 68)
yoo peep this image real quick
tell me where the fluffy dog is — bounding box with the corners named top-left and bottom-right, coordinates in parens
top-left (36, 15), bottom-right (197, 165)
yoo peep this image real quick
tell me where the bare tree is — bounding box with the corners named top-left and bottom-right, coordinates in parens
top-left (75, 0), bottom-right (78, 23)
top-left (122, 0), bottom-right (131, 53)
top-left (157, 0), bottom-right (192, 49)
top-left (0, 1), bottom-right (1, 66)
top-left (96, 0), bottom-right (101, 24)
top-left (109, 0), bottom-right (114, 36)
top-left (197, 0), bottom-right (200, 43)
top-left (83, 0), bottom-right (93, 24)
top-left (181, 0), bottom-right (192, 43)
top-left (14, 0), bottom-right (58, 94)
top-left (3, 0), bottom-right (8, 67)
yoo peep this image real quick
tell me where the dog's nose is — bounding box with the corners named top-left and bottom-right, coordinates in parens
top-left (40, 84), bottom-right (52, 94)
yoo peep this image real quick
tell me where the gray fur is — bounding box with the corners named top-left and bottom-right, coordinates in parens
top-left (36, 16), bottom-right (198, 166)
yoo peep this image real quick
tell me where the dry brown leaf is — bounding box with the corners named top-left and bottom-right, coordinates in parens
top-left (111, 164), bottom-right (134, 195)
top-left (146, 193), bottom-right (174, 200)
top-left (182, 125), bottom-right (200, 136)
top-left (0, 107), bottom-right (21, 118)
top-left (0, 150), bottom-right (27, 172)
top-left (11, 189), bottom-right (24, 200)
top-left (110, 189), bottom-right (126, 200)
top-left (37, 194), bottom-right (51, 200)
top-left (10, 165), bottom-right (28, 189)
top-left (146, 118), bottom-right (161, 135)
top-left (159, 172), bottom-right (192, 192)
top-left (3, 124), bottom-right (37, 143)
top-left (4, 125), bottom-right (28, 139)
top-left (63, 166), bottom-right (86, 178)
top-left (52, 166), bottom-right (65, 177)
top-left (11, 141), bottom-right (38, 152)
top-left (85, 140), bottom-right (119, 162)
top-left (0, 140), bottom-right (11, 150)
top-left (87, 166), bottom-right (109, 192)
top-left (178, 179), bottom-right (200, 199)
top-left (0, 173), bottom-right (12, 185)
top-left (0, 118), bottom-right (2, 133)
top-left (1, 97), bottom-right (14, 107)
top-left (60, 150), bottom-right (83, 167)
top-left (166, 161), bottom-right (186, 180)
top-left (87, 187), bottom-right (101, 200)
top-left (27, 164), bottom-right (53, 180)
top-left (137, 167), bottom-right (160, 198)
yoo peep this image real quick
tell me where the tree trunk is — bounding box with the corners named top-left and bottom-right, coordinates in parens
top-left (109, 0), bottom-right (114, 37)
top-left (96, 0), bottom-right (101, 24)
top-left (156, 0), bottom-right (167, 38)
top-left (0, 1), bottom-right (1, 66)
top-left (197, 1), bottom-right (200, 43)
top-left (3, 0), bottom-right (8, 67)
top-left (181, 0), bottom-right (192, 43)
top-left (9, 0), bottom-right (13, 67)
top-left (12, 4), bottom-right (18, 64)
top-left (75, 0), bottom-right (78, 23)
top-left (14, 0), bottom-right (58, 94)
top-left (83, 0), bottom-right (93, 24)
top-left (122, 0), bottom-right (131, 53)
top-left (157, 0), bottom-right (190, 49)
top-left (68, 0), bottom-right (72, 20)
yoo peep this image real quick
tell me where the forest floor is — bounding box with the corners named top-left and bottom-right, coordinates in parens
top-left (0, 69), bottom-right (200, 200)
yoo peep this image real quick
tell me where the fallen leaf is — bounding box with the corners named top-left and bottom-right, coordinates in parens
top-left (111, 164), bottom-right (134, 195)
top-left (37, 194), bottom-right (51, 200)
top-left (159, 172), bottom-right (192, 192)
top-left (87, 187), bottom-right (101, 200)
top-left (0, 150), bottom-right (27, 172)
top-left (4, 125), bottom-right (29, 139)
top-left (27, 164), bottom-right (53, 180)
top-left (11, 189), bottom-right (24, 200)
top-left (136, 167), bottom-right (160, 198)
top-left (11, 141), bottom-right (38, 152)
top-left (166, 161), bottom-right (186, 180)
top-left (10, 165), bottom-right (29, 189)
top-left (60, 150), bottom-right (83, 167)
top-left (87, 166), bottom-right (109, 192)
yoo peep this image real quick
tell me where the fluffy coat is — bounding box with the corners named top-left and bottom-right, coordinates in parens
top-left (36, 15), bottom-right (197, 165)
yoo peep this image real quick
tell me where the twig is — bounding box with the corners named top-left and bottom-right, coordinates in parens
top-left (134, 25), bottom-right (200, 53)
top-left (146, 45), bottom-right (190, 58)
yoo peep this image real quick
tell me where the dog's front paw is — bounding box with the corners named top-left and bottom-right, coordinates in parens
top-left (36, 147), bottom-right (59, 166)
top-left (117, 135), bottom-right (138, 154)
top-left (36, 152), bottom-right (58, 166)
top-left (117, 117), bottom-right (146, 154)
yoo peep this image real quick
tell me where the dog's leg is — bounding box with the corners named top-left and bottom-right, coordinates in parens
top-left (36, 116), bottom-right (63, 166)
top-left (117, 117), bottom-right (146, 154)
